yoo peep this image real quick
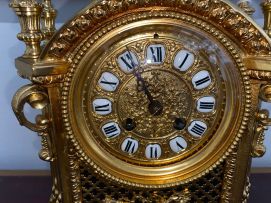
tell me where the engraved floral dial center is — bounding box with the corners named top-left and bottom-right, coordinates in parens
top-left (117, 69), bottom-right (192, 139)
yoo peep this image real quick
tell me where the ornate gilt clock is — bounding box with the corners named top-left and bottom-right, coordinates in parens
top-left (10, 0), bottom-right (271, 202)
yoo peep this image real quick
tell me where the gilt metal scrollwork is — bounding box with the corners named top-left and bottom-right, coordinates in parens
top-left (12, 84), bottom-right (49, 132)
top-left (252, 84), bottom-right (271, 157)
top-left (12, 84), bottom-right (54, 162)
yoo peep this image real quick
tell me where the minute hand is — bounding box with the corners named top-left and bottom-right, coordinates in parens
top-left (126, 46), bottom-right (155, 103)
top-left (126, 47), bottom-right (163, 116)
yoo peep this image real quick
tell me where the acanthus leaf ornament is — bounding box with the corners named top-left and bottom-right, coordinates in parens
top-left (46, 0), bottom-right (271, 59)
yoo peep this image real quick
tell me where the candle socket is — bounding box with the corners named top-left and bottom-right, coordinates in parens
top-left (10, 0), bottom-right (45, 59)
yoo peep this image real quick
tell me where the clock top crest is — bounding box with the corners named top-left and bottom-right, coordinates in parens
top-left (10, 0), bottom-right (271, 202)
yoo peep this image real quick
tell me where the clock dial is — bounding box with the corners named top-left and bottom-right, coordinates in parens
top-left (85, 36), bottom-right (225, 165)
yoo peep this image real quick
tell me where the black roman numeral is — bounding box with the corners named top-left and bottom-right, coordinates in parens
top-left (191, 123), bottom-right (206, 136)
top-left (103, 124), bottom-right (119, 138)
top-left (124, 140), bottom-right (136, 153)
top-left (178, 53), bottom-right (190, 69)
top-left (199, 102), bottom-right (215, 110)
top-left (121, 54), bottom-right (136, 70)
top-left (95, 104), bottom-right (110, 112)
top-left (150, 146), bottom-right (158, 158)
top-left (150, 47), bottom-right (163, 63)
top-left (195, 76), bottom-right (211, 87)
top-left (176, 141), bottom-right (184, 150)
top-left (100, 77), bottom-right (117, 88)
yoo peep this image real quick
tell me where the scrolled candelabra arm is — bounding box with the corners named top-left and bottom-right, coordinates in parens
top-left (237, 0), bottom-right (255, 16)
top-left (262, 0), bottom-right (271, 38)
top-left (12, 84), bottom-right (49, 132)
top-left (12, 84), bottom-right (55, 162)
top-left (10, 0), bottom-right (45, 59)
top-left (252, 84), bottom-right (271, 158)
top-left (41, 0), bottom-right (57, 43)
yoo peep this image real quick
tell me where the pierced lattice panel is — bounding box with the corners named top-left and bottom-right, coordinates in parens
top-left (79, 162), bottom-right (225, 203)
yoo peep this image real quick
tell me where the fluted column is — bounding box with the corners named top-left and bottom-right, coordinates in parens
top-left (262, 0), bottom-right (271, 38)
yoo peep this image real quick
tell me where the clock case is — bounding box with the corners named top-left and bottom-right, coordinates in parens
top-left (10, 0), bottom-right (271, 202)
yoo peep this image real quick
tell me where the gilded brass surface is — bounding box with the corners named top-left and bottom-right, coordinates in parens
top-left (10, 0), bottom-right (271, 202)
top-left (66, 9), bottom-right (248, 187)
